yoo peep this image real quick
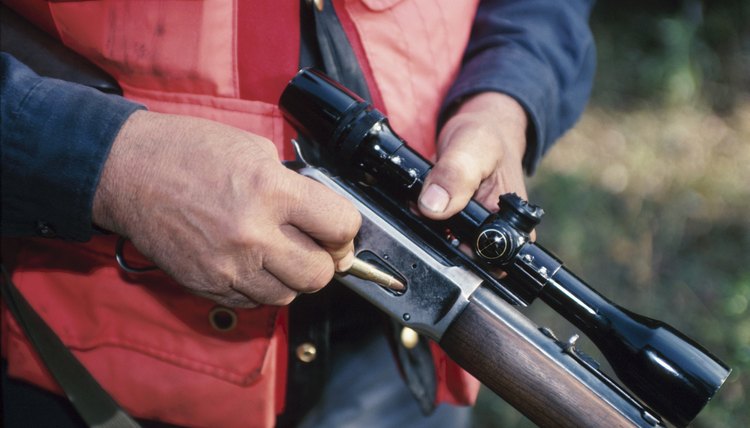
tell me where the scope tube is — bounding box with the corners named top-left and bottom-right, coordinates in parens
top-left (279, 68), bottom-right (731, 426)
top-left (536, 260), bottom-right (730, 426)
top-left (279, 68), bottom-right (490, 238)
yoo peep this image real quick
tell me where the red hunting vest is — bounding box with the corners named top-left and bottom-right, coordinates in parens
top-left (2, 1), bottom-right (480, 426)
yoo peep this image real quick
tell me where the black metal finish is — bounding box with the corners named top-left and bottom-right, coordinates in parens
top-left (467, 287), bottom-right (666, 427)
top-left (473, 194), bottom-right (543, 267)
top-left (541, 268), bottom-right (730, 427)
top-left (282, 69), bottom-right (494, 242)
top-left (279, 68), bottom-right (731, 426)
top-left (497, 193), bottom-right (545, 235)
top-left (295, 167), bottom-right (482, 341)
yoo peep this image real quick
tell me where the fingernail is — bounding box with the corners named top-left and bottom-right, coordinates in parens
top-left (336, 251), bottom-right (355, 272)
top-left (419, 184), bottom-right (449, 213)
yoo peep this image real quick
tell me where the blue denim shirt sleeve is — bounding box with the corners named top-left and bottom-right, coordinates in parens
top-left (443, 0), bottom-right (597, 174)
top-left (1, 53), bottom-right (143, 240)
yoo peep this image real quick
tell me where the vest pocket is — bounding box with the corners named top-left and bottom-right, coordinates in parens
top-left (6, 236), bottom-right (280, 387)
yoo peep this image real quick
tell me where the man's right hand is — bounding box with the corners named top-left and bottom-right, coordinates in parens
top-left (92, 111), bottom-right (361, 308)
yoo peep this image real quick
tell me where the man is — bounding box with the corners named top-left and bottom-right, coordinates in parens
top-left (1, 0), bottom-right (595, 426)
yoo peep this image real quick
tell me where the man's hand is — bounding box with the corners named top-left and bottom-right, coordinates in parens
top-left (418, 92), bottom-right (528, 219)
top-left (93, 111), bottom-right (361, 308)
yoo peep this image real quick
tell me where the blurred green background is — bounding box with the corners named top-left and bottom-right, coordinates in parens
top-left (472, 1), bottom-right (749, 426)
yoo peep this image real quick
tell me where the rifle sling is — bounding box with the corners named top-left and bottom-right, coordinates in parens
top-left (1, 265), bottom-right (140, 428)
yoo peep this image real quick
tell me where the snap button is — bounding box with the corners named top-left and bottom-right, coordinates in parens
top-left (209, 307), bottom-right (238, 332)
top-left (35, 221), bottom-right (56, 238)
top-left (400, 327), bottom-right (419, 349)
top-left (296, 342), bottom-right (317, 363)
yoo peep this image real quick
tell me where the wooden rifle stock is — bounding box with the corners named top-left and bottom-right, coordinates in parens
top-left (441, 287), bottom-right (635, 428)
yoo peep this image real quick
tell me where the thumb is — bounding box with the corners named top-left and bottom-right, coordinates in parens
top-left (418, 124), bottom-right (495, 220)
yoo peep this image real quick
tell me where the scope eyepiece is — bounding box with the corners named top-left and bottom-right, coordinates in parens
top-left (280, 68), bottom-right (385, 163)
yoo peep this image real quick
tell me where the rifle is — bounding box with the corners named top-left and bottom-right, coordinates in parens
top-left (279, 69), bottom-right (731, 428)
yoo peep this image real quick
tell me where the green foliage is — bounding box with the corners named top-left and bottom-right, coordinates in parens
top-left (472, 2), bottom-right (749, 426)
top-left (592, 0), bottom-right (750, 112)
top-left (473, 107), bottom-right (750, 427)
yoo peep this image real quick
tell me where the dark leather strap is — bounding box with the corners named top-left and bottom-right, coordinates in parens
top-left (275, 289), bottom-right (332, 428)
top-left (1, 265), bottom-right (140, 428)
top-left (310, 0), bottom-right (371, 102)
top-left (389, 320), bottom-right (438, 414)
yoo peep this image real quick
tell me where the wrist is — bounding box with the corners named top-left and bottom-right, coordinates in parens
top-left (92, 110), bottom-right (155, 236)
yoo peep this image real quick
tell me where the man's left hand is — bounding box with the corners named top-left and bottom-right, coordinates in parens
top-left (418, 92), bottom-right (529, 219)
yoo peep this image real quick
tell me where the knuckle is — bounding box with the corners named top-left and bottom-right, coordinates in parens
top-left (334, 209), bottom-right (361, 243)
top-left (232, 227), bottom-right (267, 256)
top-left (431, 162), bottom-right (480, 194)
top-left (266, 289), bottom-right (299, 306)
top-left (205, 261), bottom-right (241, 294)
top-left (257, 283), bottom-right (299, 306)
top-left (252, 136), bottom-right (280, 156)
top-left (245, 159), bottom-right (294, 204)
top-left (233, 132), bottom-right (279, 159)
top-left (305, 260), bottom-right (335, 291)
top-left (248, 164), bottom-right (283, 200)
top-left (345, 205), bottom-right (363, 231)
top-left (233, 222), bottom-right (278, 254)
top-left (222, 295), bottom-right (259, 309)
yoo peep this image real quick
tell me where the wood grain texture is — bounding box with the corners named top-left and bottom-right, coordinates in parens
top-left (441, 288), bottom-right (635, 428)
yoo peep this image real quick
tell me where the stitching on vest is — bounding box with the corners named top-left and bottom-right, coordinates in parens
top-left (122, 85), bottom-right (277, 115)
top-left (434, 1), bottom-right (453, 63)
top-left (413, 1), bottom-right (440, 84)
top-left (231, 0), bottom-right (239, 98)
top-left (271, 107), bottom-right (279, 148)
top-left (387, 7), bottom-right (417, 111)
top-left (7, 327), bottom-right (268, 386)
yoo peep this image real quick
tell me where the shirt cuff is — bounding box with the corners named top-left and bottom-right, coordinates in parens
top-left (1, 54), bottom-right (143, 240)
top-left (440, 45), bottom-right (558, 175)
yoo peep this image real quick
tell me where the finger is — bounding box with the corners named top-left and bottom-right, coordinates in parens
top-left (261, 224), bottom-right (336, 293)
top-left (418, 124), bottom-right (497, 220)
top-left (474, 164), bottom-right (528, 211)
top-left (233, 268), bottom-right (301, 306)
top-left (332, 241), bottom-right (355, 272)
top-left (191, 288), bottom-right (261, 309)
top-left (282, 172), bottom-right (361, 250)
